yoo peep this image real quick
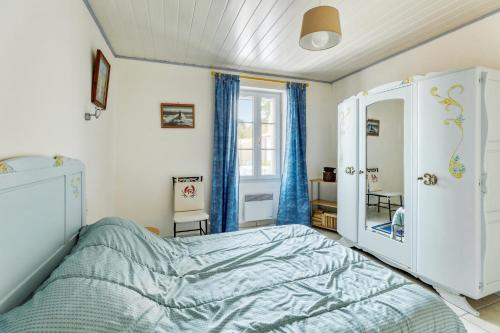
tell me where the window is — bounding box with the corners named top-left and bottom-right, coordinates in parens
top-left (238, 90), bottom-right (281, 180)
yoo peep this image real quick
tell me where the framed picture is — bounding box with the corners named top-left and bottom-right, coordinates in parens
top-left (367, 119), bottom-right (380, 136)
top-left (91, 49), bottom-right (111, 109)
top-left (161, 103), bottom-right (195, 128)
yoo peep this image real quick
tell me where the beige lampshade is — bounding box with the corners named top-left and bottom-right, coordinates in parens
top-left (299, 6), bottom-right (342, 51)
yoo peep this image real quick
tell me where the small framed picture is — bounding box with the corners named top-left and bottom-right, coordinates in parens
top-left (91, 50), bottom-right (111, 109)
top-left (367, 119), bottom-right (380, 136)
top-left (161, 103), bottom-right (195, 128)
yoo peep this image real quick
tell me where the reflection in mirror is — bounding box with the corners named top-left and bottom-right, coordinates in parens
top-left (365, 99), bottom-right (405, 242)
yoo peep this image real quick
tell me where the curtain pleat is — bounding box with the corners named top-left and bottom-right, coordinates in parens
top-left (210, 74), bottom-right (240, 233)
top-left (277, 82), bottom-right (310, 226)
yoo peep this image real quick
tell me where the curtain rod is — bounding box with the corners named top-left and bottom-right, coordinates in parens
top-left (210, 71), bottom-right (309, 87)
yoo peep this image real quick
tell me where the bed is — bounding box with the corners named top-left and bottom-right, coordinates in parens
top-left (0, 157), bottom-right (465, 332)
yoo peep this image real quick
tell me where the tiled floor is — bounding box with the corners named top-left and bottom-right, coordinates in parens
top-left (365, 208), bottom-right (406, 242)
top-left (315, 227), bottom-right (500, 333)
top-left (366, 207), bottom-right (393, 225)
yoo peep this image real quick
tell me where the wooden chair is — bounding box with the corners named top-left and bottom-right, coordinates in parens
top-left (172, 176), bottom-right (209, 237)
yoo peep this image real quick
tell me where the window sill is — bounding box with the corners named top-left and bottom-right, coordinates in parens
top-left (240, 177), bottom-right (281, 183)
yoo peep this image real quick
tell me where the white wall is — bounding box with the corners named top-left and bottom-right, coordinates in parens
top-left (331, 12), bottom-right (500, 156)
top-left (113, 59), bottom-right (336, 236)
top-left (0, 0), bottom-right (116, 223)
top-left (112, 59), bottom-right (213, 235)
top-left (306, 81), bottom-right (338, 204)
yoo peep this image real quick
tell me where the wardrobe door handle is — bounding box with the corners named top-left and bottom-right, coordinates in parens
top-left (345, 166), bottom-right (355, 175)
top-left (418, 173), bottom-right (438, 185)
top-left (358, 170), bottom-right (364, 174)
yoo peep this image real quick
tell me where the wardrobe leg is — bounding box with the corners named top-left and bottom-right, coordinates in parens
top-left (436, 288), bottom-right (479, 317)
top-left (199, 221), bottom-right (202, 235)
top-left (377, 196), bottom-right (380, 212)
top-left (174, 223), bottom-right (177, 238)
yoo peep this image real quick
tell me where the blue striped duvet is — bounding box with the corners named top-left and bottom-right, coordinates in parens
top-left (0, 217), bottom-right (465, 332)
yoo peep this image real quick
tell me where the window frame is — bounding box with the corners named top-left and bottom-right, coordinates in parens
top-left (238, 88), bottom-right (282, 182)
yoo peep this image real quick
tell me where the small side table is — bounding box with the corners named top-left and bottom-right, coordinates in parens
top-left (310, 178), bottom-right (337, 231)
top-left (145, 226), bottom-right (160, 235)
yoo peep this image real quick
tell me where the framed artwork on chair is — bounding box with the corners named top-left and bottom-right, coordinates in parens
top-left (161, 103), bottom-right (195, 128)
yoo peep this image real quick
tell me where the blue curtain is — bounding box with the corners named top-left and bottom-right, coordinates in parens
top-left (210, 74), bottom-right (240, 233)
top-left (277, 82), bottom-right (310, 226)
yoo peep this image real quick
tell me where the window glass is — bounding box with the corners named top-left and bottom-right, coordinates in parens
top-left (238, 150), bottom-right (253, 176)
top-left (261, 124), bottom-right (276, 149)
top-left (237, 91), bottom-right (280, 179)
top-left (238, 97), bottom-right (253, 122)
top-left (261, 97), bottom-right (276, 123)
top-left (237, 123), bottom-right (253, 149)
top-left (261, 150), bottom-right (276, 176)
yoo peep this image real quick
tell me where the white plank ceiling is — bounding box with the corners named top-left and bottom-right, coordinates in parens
top-left (86, 0), bottom-right (500, 82)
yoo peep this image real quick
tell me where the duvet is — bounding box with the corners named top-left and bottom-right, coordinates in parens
top-left (0, 217), bottom-right (465, 332)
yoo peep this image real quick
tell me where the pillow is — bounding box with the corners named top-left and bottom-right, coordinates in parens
top-left (392, 207), bottom-right (405, 226)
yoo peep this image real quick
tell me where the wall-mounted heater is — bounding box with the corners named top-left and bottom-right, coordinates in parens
top-left (244, 193), bottom-right (273, 222)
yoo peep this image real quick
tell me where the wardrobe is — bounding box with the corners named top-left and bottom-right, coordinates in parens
top-left (337, 67), bottom-right (500, 315)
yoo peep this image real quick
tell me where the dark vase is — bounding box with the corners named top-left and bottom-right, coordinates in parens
top-left (323, 167), bottom-right (336, 182)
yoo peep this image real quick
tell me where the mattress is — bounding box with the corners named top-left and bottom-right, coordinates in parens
top-left (0, 217), bottom-right (465, 332)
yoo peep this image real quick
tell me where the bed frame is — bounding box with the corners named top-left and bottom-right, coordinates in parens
top-left (0, 156), bottom-right (85, 314)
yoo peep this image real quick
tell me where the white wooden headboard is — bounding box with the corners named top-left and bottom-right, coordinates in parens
top-left (0, 156), bottom-right (85, 314)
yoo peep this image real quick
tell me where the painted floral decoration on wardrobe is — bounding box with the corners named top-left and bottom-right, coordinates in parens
top-left (430, 84), bottom-right (466, 179)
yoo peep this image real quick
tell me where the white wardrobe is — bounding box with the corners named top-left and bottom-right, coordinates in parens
top-left (337, 67), bottom-right (500, 315)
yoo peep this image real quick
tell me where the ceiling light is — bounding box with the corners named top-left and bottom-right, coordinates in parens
top-left (300, 6), bottom-right (342, 51)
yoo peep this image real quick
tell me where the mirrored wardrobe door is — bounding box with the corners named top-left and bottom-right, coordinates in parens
top-left (357, 85), bottom-right (413, 268)
top-left (365, 99), bottom-right (405, 243)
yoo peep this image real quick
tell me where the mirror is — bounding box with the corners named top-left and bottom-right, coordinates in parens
top-left (365, 99), bottom-right (405, 242)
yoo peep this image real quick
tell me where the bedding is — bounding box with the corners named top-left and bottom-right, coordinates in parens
top-left (392, 207), bottom-right (405, 227)
top-left (0, 217), bottom-right (465, 332)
